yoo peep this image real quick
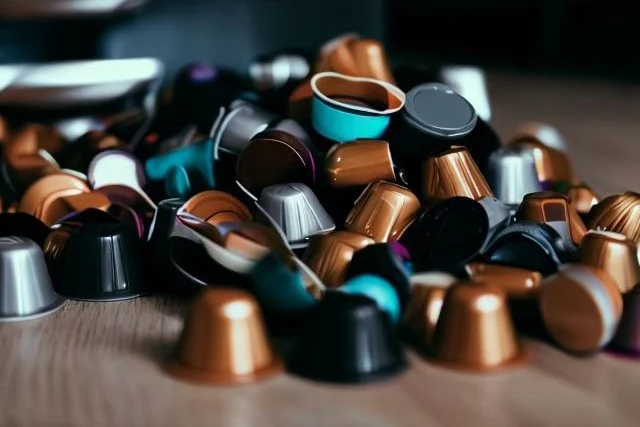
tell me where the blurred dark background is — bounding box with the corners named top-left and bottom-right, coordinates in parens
top-left (0, 0), bottom-right (636, 81)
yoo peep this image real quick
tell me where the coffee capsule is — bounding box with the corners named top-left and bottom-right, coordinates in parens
top-left (48, 221), bottom-right (145, 301)
top-left (88, 150), bottom-right (152, 205)
top-left (257, 183), bottom-right (335, 245)
top-left (302, 231), bottom-right (375, 288)
top-left (0, 212), bottom-right (50, 248)
top-left (411, 196), bottom-right (510, 272)
top-left (540, 264), bottom-right (622, 354)
top-left (587, 192), bottom-right (640, 260)
top-left (249, 54), bottom-right (310, 92)
top-left (430, 282), bottom-right (528, 371)
top-left (422, 146), bottom-right (493, 204)
top-left (466, 263), bottom-right (542, 299)
top-left (438, 66), bottom-right (491, 123)
top-left (609, 287), bottom-right (640, 356)
top-left (512, 122), bottom-right (567, 153)
top-left (403, 272), bottom-right (456, 349)
top-left (250, 252), bottom-right (320, 315)
top-left (508, 137), bottom-right (573, 189)
top-left (181, 190), bottom-right (252, 226)
top-left (148, 198), bottom-right (184, 262)
top-left (236, 130), bottom-right (315, 195)
top-left (0, 236), bottom-right (65, 322)
top-left (8, 124), bottom-right (67, 156)
top-left (56, 131), bottom-right (127, 172)
top-left (481, 221), bottom-right (577, 276)
top-left (290, 292), bottom-right (406, 383)
top-left (310, 72), bottom-right (405, 143)
top-left (579, 231), bottom-right (640, 293)
top-left (18, 173), bottom-right (92, 226)
top-left (485, 146), bottom-right (542, 207)
top-left (166, 287), bottom-right (283, 384)
top-left (324, 139), bottom-right (395, 188)
top-left (316, 35), bottom-right (396, 84)
top-left (345, 243), bottom-right (411, 308)
top-left (345, 180), bottom-right (421, 243)
top-left (515, 191), bottom-right (587, 246)
top-left (340, 275), bottom-right (401, 324)
top-left (566, 183), bottom-right (599, 218)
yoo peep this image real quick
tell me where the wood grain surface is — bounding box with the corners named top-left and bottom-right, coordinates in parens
top-left (2, 72), bottom-right (640, 427)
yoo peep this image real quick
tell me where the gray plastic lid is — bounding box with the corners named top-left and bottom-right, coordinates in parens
top-left (403, 83), bottom-right (477, 139)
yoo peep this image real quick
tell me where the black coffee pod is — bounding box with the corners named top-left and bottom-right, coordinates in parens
top-left (289, 292), bottom-right (406, 384)
top-left (345, 243), bottom-right (411, 308)
top-left (0, 212), bottom-right (50, 248)
top-left (49, 222), bottom-right (145, 301)
top-left (481, 221), bottom-right (577, 276)
top-left (410, 196), bottom-right (510, 273)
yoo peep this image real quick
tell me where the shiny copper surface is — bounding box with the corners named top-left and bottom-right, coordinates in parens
top-left (0, 115), bottom-right (7, 142)
top-left (579, 231), bottom-right (640, 293)
top-left (466, 263), bottom-right (543, 299)
top-left (422, 146), bottom-right (493, 203)
top-left (345, 180), bottom-right (421, 242)
top-left (9, 124), bottom-right (67, 155)
top-left (166, 287), bottom-right (283, 384)
top-left (508, 138), bottom-right (573, 183)
top-left (302, 231), bottom-right (374, 288)
top-left (587, 192), bottom-right (640, 260)
top-left (403, 279), bottom-right (454, 350)
top-left (216, 221), bottom-right (294, 264)
top-left (18, 173), bottom-right (91, 226)
top-left (324, 139), bottom-right (395, 188)
top-left (515, 191), bottom-right (587, 245)
top-left (5, 153), bottom-right (60, 190)
top-left (312, 73), bottom-right (403, 112)
top-left (430, 282), bottom-right (528, 371)
top-left (540, 264), bottom-right (622, 353)
top-left (566, 183), bottom-right (599, 215)
top-left (59, 192), bottom-right (110, 214)
top-left (182, 191), bottom-right (252, 225)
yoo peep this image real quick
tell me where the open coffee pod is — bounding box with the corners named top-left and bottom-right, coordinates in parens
top-left (429, 282), bottom-right (529, 372)
top-left (540, 264), bottom-right (622, 354)
top-left (166, 287), bottom-right (283, 385)
top-left (182, 190), bottom-right (252, 226)
top-left (0, 236), bottom-right (65, 322)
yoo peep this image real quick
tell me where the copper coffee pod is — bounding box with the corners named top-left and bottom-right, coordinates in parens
top-left (236, 130), bottom-right (315, 195)
top-left (324, 139), bottom-right (395, 188)
top-left (181, 190), bottom-right (252, 226)
top-left (302, 231), bottom-right (374, 288)
top-left (18, 173), bottom-right (92, 226)
top-left (429, 282), bottom-right (528, 372)
top-left (8, 124), bottom-right (67, 156)
top-left (566, 183), bottom-right (599, 217)
top-left (512, 122), bottom-right (568, 153)
top-left (609, 287), bottom-right (640, 356)
top-left (579, 231), bottom-right (640, 293)
top-left (345, 180), bottom-right (421, 243)
top-left (587, 192), bottom-right (640, 260)
top-left (515, 191), bottom-right (587, 246)
top-left (0, 236), bottom-right (65, 322)
top-left (166, 287), bottom-right (283, 385)
top-left (507, 136), bottom-right (573, 189)
top-left (403, 272), bottom-right (456, 349)
top-left (540, 264), bottom-right (622, 354)
top-left (422, 146), bottom-right (493, 204)
top-left (466, 263), bottom-right (542, 299)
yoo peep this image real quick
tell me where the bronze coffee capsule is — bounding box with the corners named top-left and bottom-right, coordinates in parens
top-left (587, 192), bottom-right (640, 260)
top-left (345, 180), bottom-right (421, 242)
top-left (324, 139), bottom-right (395, 188)
top-left (466, 263), bottom-right (542, 299)
top-left (422, 146), bottom-right (493, 203)
top-left (540, 264), bottom-right (622, 354)
top-left (515, 191), bottom-right (587, 246)
top-left (166, 287), bottom-right (283, 385)
top-left (566, 183), bottom-right (599, 217)
top-left (181, 190), bottom-right (252, 226)
top-left (507, 137), bottom-right (573, 188)
top-left (430, 282), bottom-right (528, 371)
top-left (579, 231), bottom-right (640, 293)
top-left (512, 121), bottom-right (567, 152)
top-left (18, 173), bottom-right (92, 226)
top-left (403, 272), bottom-right (456, 349)
top-left (302, 231), bottom-right (374, 288)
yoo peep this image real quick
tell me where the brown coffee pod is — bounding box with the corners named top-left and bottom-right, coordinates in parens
top-left (566, 183), bottom-right (599, 216)
top-left (508, 137), bottom-right (573, 184)
top-left (466, 263), bottom-right (542, 299)
top-left (166, 288), bottom-right (283, 385)
top-left (182, 191), bottom-right (252, 226)
top-left (9, 124), bottom-right (67, 156)
top-left (325, 139), bottom-right (395, 188)
top-left (587, 192), bottom-right (640, 260)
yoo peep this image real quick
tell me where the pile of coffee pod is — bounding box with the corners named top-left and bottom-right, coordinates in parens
top-left (0, 33), bottom-right (638, 386)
